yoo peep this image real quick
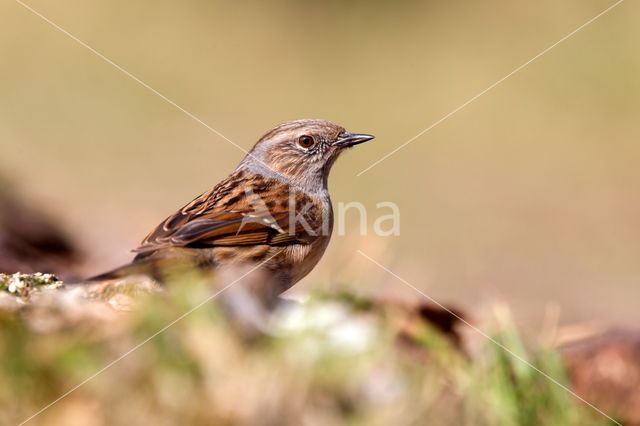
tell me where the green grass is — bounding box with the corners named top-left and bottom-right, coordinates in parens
top-left (0, 276), bottom-right (610, 426)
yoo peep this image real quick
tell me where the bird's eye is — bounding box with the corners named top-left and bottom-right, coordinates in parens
top-left (298, 135), bottom-right (315, 149)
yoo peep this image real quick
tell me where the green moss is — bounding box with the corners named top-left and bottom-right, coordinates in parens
top-left (0, 273), bottom-right (62, 299)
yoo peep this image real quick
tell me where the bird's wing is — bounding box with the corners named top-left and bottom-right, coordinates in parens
top-left (134, 172), bottom-right (323, 256)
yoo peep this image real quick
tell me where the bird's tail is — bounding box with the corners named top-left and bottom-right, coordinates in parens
top-left (87, 250), bottom-right (208, 282)
top-left (87, 258), bottom-right (162, 281)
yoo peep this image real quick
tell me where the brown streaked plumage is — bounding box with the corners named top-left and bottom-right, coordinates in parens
top-left (91, 119), bottom-right (374, 302)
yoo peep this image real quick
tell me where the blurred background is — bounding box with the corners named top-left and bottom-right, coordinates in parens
top-left (1, 0), bottom-right (638, 328)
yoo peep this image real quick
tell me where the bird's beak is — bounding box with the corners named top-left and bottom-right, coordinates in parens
top-left (333, 131), bottom-right (375, 148)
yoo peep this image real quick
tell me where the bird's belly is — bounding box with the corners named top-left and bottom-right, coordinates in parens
top-left (281, 237), bottom-right (331, 286)
top-left (207, 237), bottom-right (330, 291)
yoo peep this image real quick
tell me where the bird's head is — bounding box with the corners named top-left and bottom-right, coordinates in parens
top-left (240, 119), bottom-right (374, 190)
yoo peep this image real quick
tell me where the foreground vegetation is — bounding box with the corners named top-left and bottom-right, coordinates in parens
top-left (0, 274), bottom-right (613, 426)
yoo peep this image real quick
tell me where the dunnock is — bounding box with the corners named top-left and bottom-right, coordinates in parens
top-left (92, 119), bottom-right (374, 302)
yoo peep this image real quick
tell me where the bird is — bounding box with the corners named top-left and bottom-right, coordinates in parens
top-left (91, 119), bottom-right (374, 305)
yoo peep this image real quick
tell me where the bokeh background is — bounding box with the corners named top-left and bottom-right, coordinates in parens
top-left (1, 0), bottom-right (638, 327)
